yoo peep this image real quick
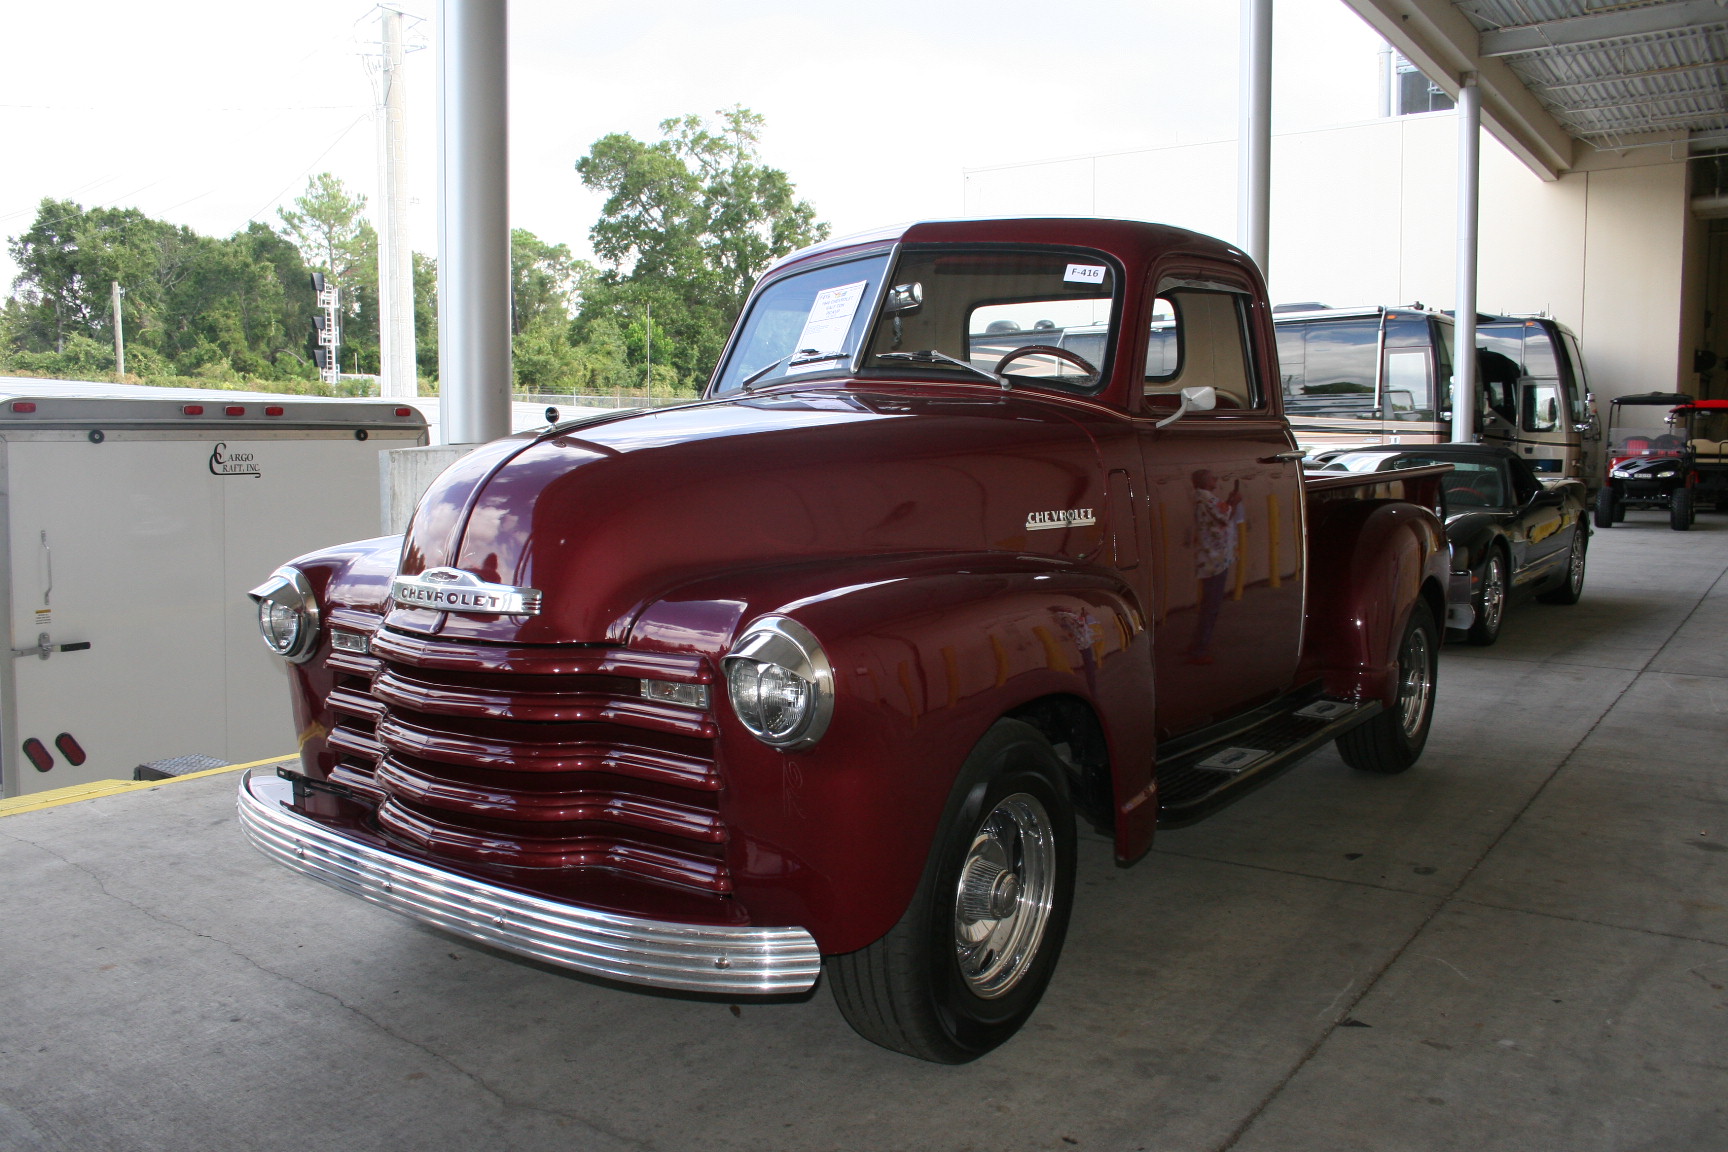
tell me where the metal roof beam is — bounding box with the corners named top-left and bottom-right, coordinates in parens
top-left (1481, 1), bottom-right (1728, 59)
top-left (1530, 60), bottom-right (1728, 95)
top-left (1344, 0), bottom-right (1576, 179)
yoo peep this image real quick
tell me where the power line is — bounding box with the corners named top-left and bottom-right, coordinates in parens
top-left (243, 112), bottom-right (372, 227)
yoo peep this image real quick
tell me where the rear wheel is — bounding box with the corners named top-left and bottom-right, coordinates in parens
top-left (1464, 552), bottom-right (1506, 646)
top-left (1671, 487), bottom-right (1695, 531)
top-left (1338, 602), bottom-right (1438, 775)
top-left (828, 720), bottom-right (1076, 1064)
top-left (1594, 485), bottom-right (1617, 529)
top-left (1538, 521), bottom-right (1588, 604)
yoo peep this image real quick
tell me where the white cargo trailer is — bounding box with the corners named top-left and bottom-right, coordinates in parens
top-left (0, 384), bottom-right (427, 796)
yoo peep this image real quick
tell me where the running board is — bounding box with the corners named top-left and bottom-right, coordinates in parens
top-left (1155, 696), bottom-right (1383, 828)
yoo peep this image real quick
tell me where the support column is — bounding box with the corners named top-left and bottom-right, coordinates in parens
top-left (1238, 0), bottom-right (1273, 277)
top-left (1452, 72), bottom-right (1481, 444)
top-left (377, 7), bottom-right (418, 400)
top-left (436, 0), bottom-right (511, 445)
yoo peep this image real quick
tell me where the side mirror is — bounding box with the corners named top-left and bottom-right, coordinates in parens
top-left (1529, 488), bottom-right (1563, 507)
top-left (1154, 385), bottom-right (1216, 429)
top-left (884, 282), bottom-right (923, 313)
top-left (1182, 385), bottom-right (1217, 412)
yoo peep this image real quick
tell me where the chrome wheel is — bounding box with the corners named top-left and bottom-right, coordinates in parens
top-left (1479, 557), bottom-right (1505, 634)
top-left (1397, 623), bottom-right (1434, 740)
top-left (953, 793), bottom-right (1056, 999)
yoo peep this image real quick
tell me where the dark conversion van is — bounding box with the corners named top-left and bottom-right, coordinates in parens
top-left (1273, 305), bottom-right (1602, 490)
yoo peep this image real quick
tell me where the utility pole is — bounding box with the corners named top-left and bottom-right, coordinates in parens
top-left (372, 5), bottom-right (419, 399)
top-left (110, 281), bottom-right (125, 380)
top-left (645, 300), bottom-right (652, 397)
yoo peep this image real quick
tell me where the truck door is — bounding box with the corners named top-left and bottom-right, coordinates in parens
top-left (1132, 281), bottom-right (1306, 740)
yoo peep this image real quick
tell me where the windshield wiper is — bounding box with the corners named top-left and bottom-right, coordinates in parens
top-left (741, 348), bottom-right (848, 390)
top-left (876, 349), bottom-right (1004, 388)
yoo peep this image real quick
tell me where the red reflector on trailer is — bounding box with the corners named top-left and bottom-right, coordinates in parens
top-left (225, 406), bottom-right (245, 416)
top-left (182, 404), bottom-right (205, 416)
top-left (54, 733), bottom-right (87, 766)
top-left (265, 406), bottom-right (284, 416)
top-left (22, 738), bottom-right (53, 772)
top-left (12, 401), bottom-right (37, 413)
top-left (395, 407), bottom-right (413, 417)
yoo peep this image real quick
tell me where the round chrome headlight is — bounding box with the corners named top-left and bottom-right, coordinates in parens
top-left (247, 566), bottom-right (320, 663)
top-left (723, 616), bottom-right (834, 750)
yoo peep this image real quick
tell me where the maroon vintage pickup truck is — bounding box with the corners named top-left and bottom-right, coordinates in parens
top-left (242, 218), bottom-right (1450, 1063)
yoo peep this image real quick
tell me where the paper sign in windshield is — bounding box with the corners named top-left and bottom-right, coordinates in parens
top-left (788, 280), bottom-right (867, 372)
top-left (1063, 263), bottom-right (1107, 286)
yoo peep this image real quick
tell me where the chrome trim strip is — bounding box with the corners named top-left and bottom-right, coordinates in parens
top-left (236, 772), bottom-right (821, 994)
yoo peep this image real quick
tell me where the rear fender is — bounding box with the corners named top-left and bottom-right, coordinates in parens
top-left (628, 555), bottom-right (1154, 954)
top-left (1301, 501), bottom-right (1447, 705)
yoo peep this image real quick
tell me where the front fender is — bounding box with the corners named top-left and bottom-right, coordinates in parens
top-left (627, 553), bottom-right (1153, 954)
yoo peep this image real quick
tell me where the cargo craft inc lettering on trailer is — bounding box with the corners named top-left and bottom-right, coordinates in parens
top-left (208, 443), bottom-right (261, 478)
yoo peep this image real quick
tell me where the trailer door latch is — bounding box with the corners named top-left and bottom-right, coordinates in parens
top-left (11, 632), bottom-right (93, 660)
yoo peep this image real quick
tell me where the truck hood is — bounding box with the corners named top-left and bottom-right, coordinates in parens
top-left (391, 388), bottom-right (1109, 644)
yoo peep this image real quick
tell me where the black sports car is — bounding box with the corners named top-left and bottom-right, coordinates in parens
top-left (1316, 444), bottom-right (1591, 646)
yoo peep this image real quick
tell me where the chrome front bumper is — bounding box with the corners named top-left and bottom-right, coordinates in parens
top-left (237, 771), bottom-right (822, 994)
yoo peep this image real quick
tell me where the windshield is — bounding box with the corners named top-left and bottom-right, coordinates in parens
top-left (863, 247), bottom-right (1117, 393)
top-left (710, 253), bottom-right (891, 394)
top-left (1691, 408), bottom-right (1728, 447)
top-left (1609, 402), bottom-right (1689, 460)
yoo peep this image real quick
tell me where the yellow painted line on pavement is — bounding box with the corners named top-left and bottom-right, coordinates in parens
top-left (0, 754), bottom-right (295, 817)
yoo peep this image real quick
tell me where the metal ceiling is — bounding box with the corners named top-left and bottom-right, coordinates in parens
top-left (1456, 0), bottom-right (1728, 151)
top-left (1347, 0), bottom-right (1728, 176)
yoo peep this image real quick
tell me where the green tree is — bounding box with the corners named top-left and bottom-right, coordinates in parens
top-left (413, 251), bottom-right (439, 385)
top-left (277, 173), bottom-right (377, 374)
top-left (573, 107), bottom-right (827, 390)
top-left (5, 199), bottom-right (316, 383)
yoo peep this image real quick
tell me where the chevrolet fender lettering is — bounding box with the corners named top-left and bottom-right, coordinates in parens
top-left (1025, 508), bottom-right (1096, 531)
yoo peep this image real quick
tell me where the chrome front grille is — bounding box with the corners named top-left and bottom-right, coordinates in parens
top-left (322, 624), bottom-right (726, 894)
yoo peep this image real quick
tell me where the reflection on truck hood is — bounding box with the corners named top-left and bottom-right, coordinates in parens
top-left (392, 389), bottom-right (1108, 645)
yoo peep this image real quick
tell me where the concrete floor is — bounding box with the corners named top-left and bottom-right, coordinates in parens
top-left (2, 510), bottom-right (1724, 1152)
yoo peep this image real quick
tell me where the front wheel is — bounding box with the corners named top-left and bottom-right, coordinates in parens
top-left (827, 720), bottom-right (1076, 1064)
top-left (1594, 485), bottom-right (1617, 529)
top-left (1465, 552), bottom-right (1507, 646)
top-left (1671, 487), bottom-right (1694, 531)
top-left (1337, 601), bottom-right (1439, 775)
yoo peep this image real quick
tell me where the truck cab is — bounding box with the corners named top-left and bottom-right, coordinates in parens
top-left (240, 218), bottom-right (1449, 1064)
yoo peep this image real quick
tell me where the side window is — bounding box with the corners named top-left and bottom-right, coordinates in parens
top-left (1384, 351), bottom-right (1432, 421)
top-left (1293, 319), bottom-right (1378, 416)
top-left (1561, 332), bottom-right (1590, 424)
top-left (1506, 455), bottom-right (1543, 503)
top-left (1144, 288), bottom-right (1260, 410)
top-left (1522, 381), bottom-right (1561, 433)
top-left (1275, 326), bottom-right (1305, 401)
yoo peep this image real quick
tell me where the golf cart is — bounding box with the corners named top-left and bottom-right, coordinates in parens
top-left (1595, 392), bottom-right (1700, 530)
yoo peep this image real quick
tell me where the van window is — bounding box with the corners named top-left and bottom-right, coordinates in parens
top-left (1385, 351), bottom-right (1430, 420)
top-left (1522, 381), bottom-right (1561, 433)
top-left (1144, 289), bottom-right (1259, 410)
top-left (1290, 319), bottom-right (1377, 416)
top-left (1274, 326), bottom-right (1305, 399)
top-left (1561, 332), bottom-right (1590, 425)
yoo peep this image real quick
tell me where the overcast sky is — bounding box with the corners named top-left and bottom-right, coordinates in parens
top-left (0, 0), bottom-right (1387, 292)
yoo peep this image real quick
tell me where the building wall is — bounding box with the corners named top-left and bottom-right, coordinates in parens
top-left (963, 114), bottom-right (1695, 403)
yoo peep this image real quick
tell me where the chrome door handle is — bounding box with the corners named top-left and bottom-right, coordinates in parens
top-left (1259, 451), bottom-right (1306, 464)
